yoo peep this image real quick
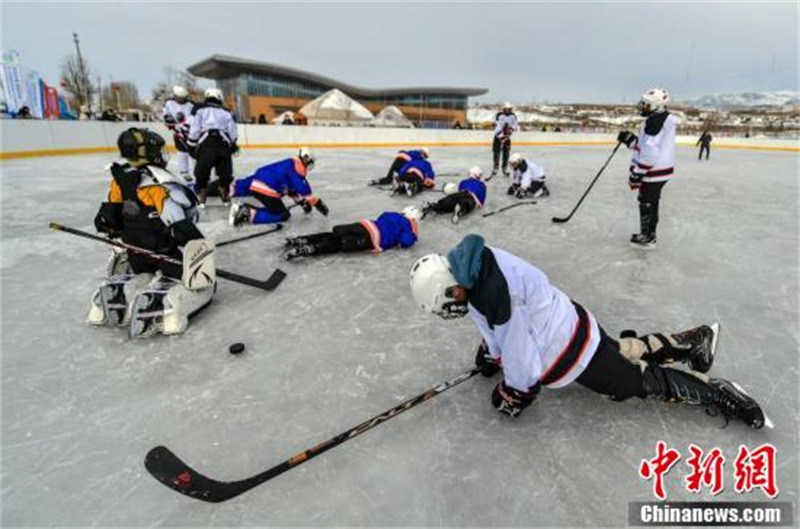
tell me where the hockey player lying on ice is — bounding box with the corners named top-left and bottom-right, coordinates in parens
top-left (422, 166), bottom-right (487, 224)
top-left (228, 147), bottom-right (329, 227)
top-left (369, 147), bottom-right (430, 187)
top-left (409, 234), bottom-right (770, 429)
top-left (88, 128), bottom-right (215, 338)
top-left (283, 206), bottom-right (421, 260)
top-left (391, 154), bottom-right (436, 197)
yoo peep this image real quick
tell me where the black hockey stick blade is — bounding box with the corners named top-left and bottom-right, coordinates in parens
top-left (483, 200), bottom-right (537, 218)
top-left (144, 367), bottom-right (481, 503)
top-left (216, 224), bottom-right (283, 248)
top-left (216, 268), bottom-right (286, 291)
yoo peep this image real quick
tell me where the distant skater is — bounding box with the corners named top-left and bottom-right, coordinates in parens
top-left (697, 130), bottom-right (712, 160)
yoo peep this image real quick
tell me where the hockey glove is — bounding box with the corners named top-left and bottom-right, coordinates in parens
top-left (171, 218), bottom-right (204, 247)
top-left (507, 183), bottom-right (520, 196)
top-left (514, 186), bottom-right (530, 199)
top-left (617, 130), bottom-right (637, 148)
top-left (94, 202), bottom-right (123, 236)
top-left (299, 200), bottom-right (313, 214)
top-left (628, 169), bottom-right (644, 190)
top-left (230, 142), bottom-right (240, 155)
top-left (491, 381), bottom-right (540, 418)
top-left (475, 340), bottom-right (502, 377)
top-left (313, 199), bottom-right (330, 216)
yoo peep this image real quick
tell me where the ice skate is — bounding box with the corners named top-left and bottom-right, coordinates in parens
top-left (708, 379), bottom-right (771, 429)
top-left (630, 233), bottom-right (657, 249)
top-left (229, 202), bottom-right (251, 227)
top-left (452, 204), bottom-right (463, 224)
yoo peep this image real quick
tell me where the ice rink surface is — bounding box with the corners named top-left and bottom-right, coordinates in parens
top-left (2, 144), bottom-right (798, 527)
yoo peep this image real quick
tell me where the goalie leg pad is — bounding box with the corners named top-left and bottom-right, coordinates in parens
top-left (162, 281), bottom-right (215, 335)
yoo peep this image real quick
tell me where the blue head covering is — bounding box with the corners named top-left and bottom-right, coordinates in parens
top-left (446, 234), bottom-right (485, 289)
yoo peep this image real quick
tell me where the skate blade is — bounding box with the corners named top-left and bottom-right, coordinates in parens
top-left (709, 322), bottom-right (720, 360)
top-left (729, 380), bottom-right (773, 429)
top-left (630, 242), bottom-right (658, 250)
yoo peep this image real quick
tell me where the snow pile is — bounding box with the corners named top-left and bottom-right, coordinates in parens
top-left (299, 88), bottom-right (374, 126)
top-left (682, 90), bottom-right (800, 109)
top-left (372, 105), bottom-right (414, 128)
top-left (467, 107), bottom-right (576, 125)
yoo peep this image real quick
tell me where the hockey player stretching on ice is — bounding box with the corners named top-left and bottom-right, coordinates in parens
top-left (162, 85), bottom-right (194, 180)
top-left (284, 206), bottom-right (421, 260)
top-left (369, 147), bottom-right (430, 186)
top-left (422, 166), bottom-right (487, 223)
top-left (188, 87), bottom-right (238, 208)
top-left (229, 148), bottom-right (329, 227)
top-left (393, 154), bottom-right (436, 197)
top-left (88, 128), bottom-right (215, 338)
top-left (507, 153), bottom-right (550, 199)
top-left (491, 102), bottom-right (519, 178)
top-left (409, 234), bottom-right (770, 429)
top-left (617, 87), bottom-right (677, 248)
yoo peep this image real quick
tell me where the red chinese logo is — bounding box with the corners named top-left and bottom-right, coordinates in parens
top-left (734, 444), bottom-right (779, 498)
top-left (685, 444), bottom-right (725, 495)
top-left (639, 440), bottom-right (682, 500)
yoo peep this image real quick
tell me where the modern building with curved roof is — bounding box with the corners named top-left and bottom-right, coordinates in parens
top-left (187, 54), bottom-right (488, 127)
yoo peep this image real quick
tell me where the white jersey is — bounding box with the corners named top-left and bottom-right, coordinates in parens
top-left (162, 99), bottom-right (194, 134)
top-left (630, 111), bottom-right (677, 183)
top-left (187, 103), bottom-right (238, 147)
top-left (493, 112), bottom-right (519, 139)
top-left (468, 247), bottom-right (600, 392)
top-left (513, 158), bottom-right (546, 188)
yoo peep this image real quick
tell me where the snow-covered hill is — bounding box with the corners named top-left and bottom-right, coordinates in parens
top-left (681, 91), bottom-right (800, 109)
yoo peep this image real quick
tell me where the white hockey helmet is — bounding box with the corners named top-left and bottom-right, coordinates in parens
top-left (172, 85), bottom-right (188, 99)
top-left (509, 153), bottom-right (524, 168)
top-left (419, 147), bottom-right (430, 158)
top-left (502, 102), bottom-right (513, 111)
top-left (204, 87), bottom-right (224, 102)
top-left (442, 182), bottom-right (459, 195)
top-left (409, 254), bottom-right (468, 319)
top-left (402, 205), bottom-right (422, 223)
top-left (468, 165), bottom-right (483, 179)
top-left (638, 87), bottom-right (669, 115)
top-left (297, 146), bottom-right (316, 171)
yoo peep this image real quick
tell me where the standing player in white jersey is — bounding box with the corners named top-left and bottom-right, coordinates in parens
top-left (409, 234), bottom-right (769, 430)
top-left (491, 102), bottom-right (519, 178)
top-left (162, 86), bottom-right (195, 180)
top-left (617, 88), bottom-right (677, 248)
top-left (187, 87), bottom-right (238, 208)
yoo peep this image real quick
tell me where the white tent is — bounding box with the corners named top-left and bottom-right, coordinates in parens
top-left (298, 88), bottom-right (374, 126)
top-left (372, 105), bottom-right (414, 128)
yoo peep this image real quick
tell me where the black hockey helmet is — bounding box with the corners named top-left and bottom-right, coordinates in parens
top-left (117, 128), bottom-right (169, 168)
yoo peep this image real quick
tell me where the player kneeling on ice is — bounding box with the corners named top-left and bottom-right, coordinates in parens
top-left (409, 234), bottom-right (770, 429)
top-left (284, 206), bottom-right (421, 260)
top-left (392, 153), bottom-right (436, 197)
top-left (88, 128), bottom-right (215, 338)
top-left (369, 147), bottom-right (430, 186)
top-left (422, 166), bottom-right (487, 224)
top-left (228, 147), bottom-right (328, 227)
top-left (507, 153), bottom-right (550, 199)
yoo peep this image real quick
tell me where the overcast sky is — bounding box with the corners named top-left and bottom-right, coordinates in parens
top-left (2, 1), bottom-right (797, 104)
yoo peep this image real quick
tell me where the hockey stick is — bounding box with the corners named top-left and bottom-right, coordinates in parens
top-left (216, 224), bottom-right (283, 248)
top-left (551, 142), bottom-right (622, 224)
top-left (144, 366), bottom-right (482, 503)
top-left (49, 222), bottom-right (286, 292)
top-left (482, 200), bottom-right (537, 218)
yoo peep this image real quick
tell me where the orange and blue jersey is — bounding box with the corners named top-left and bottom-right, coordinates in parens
top-left (459, 178), bottom-right (487, 207)
top-left (233, 157), bottom-right (311, 199)
top-left (398, 158), bottom-right (435, 188)
top-left (359, 212), bottom-right (418, 252)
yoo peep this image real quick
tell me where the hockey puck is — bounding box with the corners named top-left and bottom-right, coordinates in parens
top-left (229, 343), bottom-right (246, 355)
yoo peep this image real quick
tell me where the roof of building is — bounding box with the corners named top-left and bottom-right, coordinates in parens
top-left (187, 55), bottom-right (488, 98)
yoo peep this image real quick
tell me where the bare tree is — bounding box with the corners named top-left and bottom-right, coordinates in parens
top-left (152, 66), bottom-right (204, 105)
top-left (60, 54), bottom-right (94, 109)
top-left (103, 81), bottom-right (140, 110)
